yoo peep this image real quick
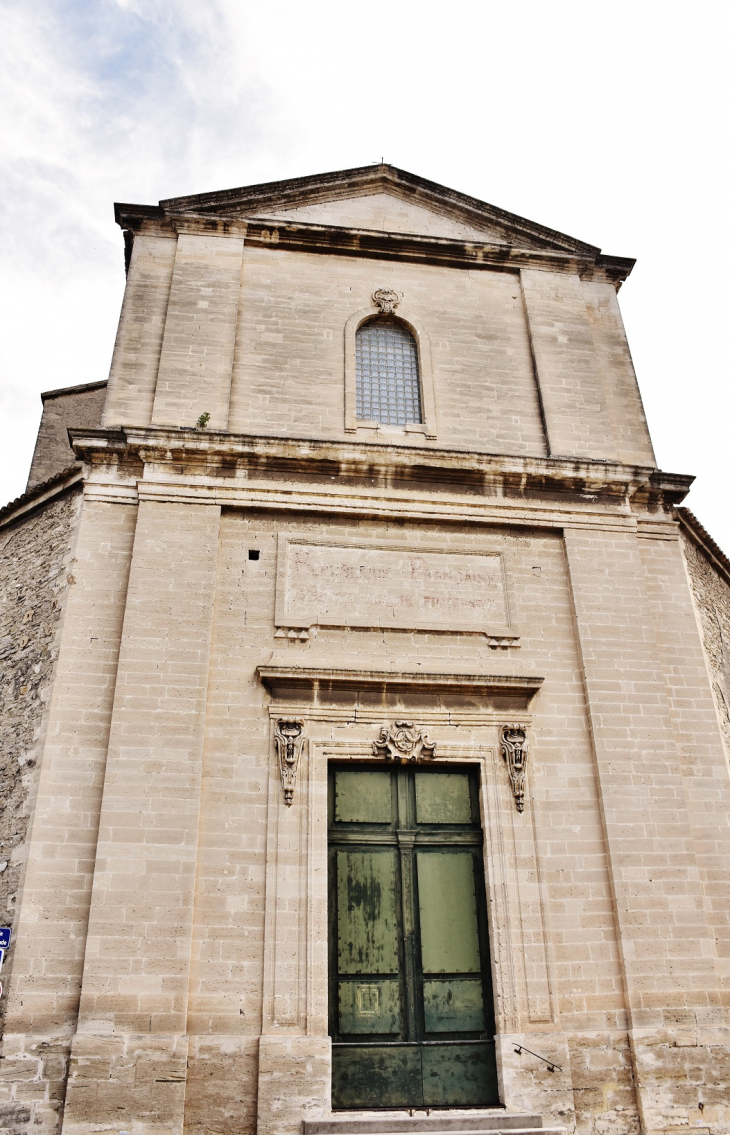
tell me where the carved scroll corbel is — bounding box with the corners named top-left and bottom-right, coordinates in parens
top-left (500, 724), bottom-right (529, 812)
top-left (373, 721), bottom-right (436, 763)
top-left (274, 719), bottom-right (305, 805)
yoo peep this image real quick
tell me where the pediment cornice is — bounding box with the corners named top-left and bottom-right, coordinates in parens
top-left (156, 164), bottom-right (594, 254)
top-left (114, 164), bottom-right (635, 283)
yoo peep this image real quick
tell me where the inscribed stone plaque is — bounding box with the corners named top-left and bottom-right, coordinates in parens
top-left (276, 538), bottom-right (509, 633)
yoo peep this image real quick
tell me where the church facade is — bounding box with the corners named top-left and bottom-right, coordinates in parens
top-left (1, 165), bottom-right (729, 1135)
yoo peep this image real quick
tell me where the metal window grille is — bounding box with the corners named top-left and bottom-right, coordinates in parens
top-left (355, 318), bottom-right (423, 426)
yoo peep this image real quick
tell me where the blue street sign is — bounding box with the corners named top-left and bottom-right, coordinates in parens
top-left (0, 929), bottom-right (11, 949)
top-left (0, 949), bottom-right (5, 970)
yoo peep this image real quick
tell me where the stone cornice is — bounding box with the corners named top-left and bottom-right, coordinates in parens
top-left (256, 664), bottom-right (544, 706)
top-left (113, 206), bottom-right (633, 285)
top-left (69, 426), bottom-right (693, 519)
top-left (155, 163), bottom-right (599, 257)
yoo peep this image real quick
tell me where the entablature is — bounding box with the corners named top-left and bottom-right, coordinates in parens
top-left (70, 426), bottom-right (693, 525)
top-left (114, 208), bottom-right (634, 286)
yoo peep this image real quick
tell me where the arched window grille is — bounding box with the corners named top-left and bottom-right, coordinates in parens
top-left (355, 318), bottom-right (423, 426)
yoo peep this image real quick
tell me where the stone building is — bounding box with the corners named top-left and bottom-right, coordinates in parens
top-left (1, 164), bottom-right (729, 1135)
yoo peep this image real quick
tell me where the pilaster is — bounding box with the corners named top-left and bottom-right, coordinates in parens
top-left (563, 525), bottom-right (729, 1131)
top-left (103, 234), bottom-right (177, 428)
top-left (60, 500), bottom-right (221, 1135)
top-left (520, 270), bottom-right (618, 461)
top-left (151, 234), bottom-right (244, 431)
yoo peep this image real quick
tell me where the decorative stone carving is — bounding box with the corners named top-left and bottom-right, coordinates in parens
top-left (372, 288), bottom-right (400, 315)
top-left (373, 721), bottom-right (436, 762)
top-left (273, 626), bottom-right (310, 641)
top-left (500, 724), bottom-right (529, 812)
top-left (274, 719), bottom-right (305, 805)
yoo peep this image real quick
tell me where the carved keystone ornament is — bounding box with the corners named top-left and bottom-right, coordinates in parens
top-left (274, 719), bottom-right (305, 805)
top-left (372, 288), bottom-right (400, 315)
top-left (373, 721), bottom-right (436, 763)
top-left (500, 724), bottom-right (529, 812)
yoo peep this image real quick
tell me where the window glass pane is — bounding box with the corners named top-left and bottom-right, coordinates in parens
top-left (356, 318), bottom-right (423, 426)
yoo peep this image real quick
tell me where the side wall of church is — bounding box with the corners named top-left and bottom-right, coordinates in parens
top-left (0, 489), bottom-right (83, 1044)
top-left (0, 496), bottom-right (138, 1135)
top-left (27, 386), bottom-right (108, 492)
top-left (681, 528), bottom-right (730, 760)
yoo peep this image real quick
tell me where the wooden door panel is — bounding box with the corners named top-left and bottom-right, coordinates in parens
top-left (422, 979), bottom-right (485, 1033)
top-left (332, 1045), bottom-right (422, 1109)
top-left (415, 771), bottom-right (472, 823)
top-left (337, 849), bottom-right (399, 975)
top-left (421, 1043), bottom-right (498, 1107)
top-left (338, 980), bottom-right (401, 1034)
top-left (335, 768), bottom-right (392, 824)
top-left (416, 851), bottom-right (481, 974)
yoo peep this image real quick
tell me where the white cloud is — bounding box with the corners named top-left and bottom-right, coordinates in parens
top-left (1, 0), bottom-right (728, 546)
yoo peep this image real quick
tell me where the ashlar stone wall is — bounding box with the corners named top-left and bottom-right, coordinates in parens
top-left (27, 386), bottom-right (107, 491)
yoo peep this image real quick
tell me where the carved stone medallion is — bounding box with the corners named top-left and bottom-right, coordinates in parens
top-left (373, 721), bottom-right (436, 763)
top-left (372, 288), bottom-right (400, 315)
top-left (500, 724), bottom-right (529, 812)
top-left (274, 719), bottom-right (305, 805)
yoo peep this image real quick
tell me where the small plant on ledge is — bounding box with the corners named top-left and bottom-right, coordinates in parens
top-left (196, 412), bottom-right (211, 430)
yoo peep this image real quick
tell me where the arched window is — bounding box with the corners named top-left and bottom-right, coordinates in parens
top-left (355, 318), bottom-right (423, 426)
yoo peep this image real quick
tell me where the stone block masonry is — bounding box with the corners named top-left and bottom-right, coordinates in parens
top-left (2, 163), bottom-right (730, 1135)
top-left (0, 488), bottom-right (82, 1041)
top-left (26, 385), bottom-right (107, 493)
top-left (679, 509), bottom-right (730, 759)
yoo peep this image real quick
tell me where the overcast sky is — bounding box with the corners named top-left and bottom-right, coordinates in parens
top-left (1, 1), bottom-right (728, 549)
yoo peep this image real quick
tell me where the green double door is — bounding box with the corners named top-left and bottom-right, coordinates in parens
top-left (328, 763), bottom-right (498, 1109)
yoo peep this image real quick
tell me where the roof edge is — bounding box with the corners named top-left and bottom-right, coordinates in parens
top-left (0, 465), bottom-right (82, 530)
top-left (152, 163), bottom-right (603, 258)
top-left (677, 506), bottom-right (730, 588)
top-left (41, 379), bottom-right (108, 402)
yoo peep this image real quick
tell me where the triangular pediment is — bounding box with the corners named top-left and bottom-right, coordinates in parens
top-left (248, 192), bottom-right (511, 243)
top-left (159, 164), bottom-right (600, 256)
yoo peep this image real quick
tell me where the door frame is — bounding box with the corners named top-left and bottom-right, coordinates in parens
top-left (258, 713), bottom-right (555, 1119)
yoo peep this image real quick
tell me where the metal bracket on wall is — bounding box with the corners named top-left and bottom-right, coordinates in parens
top-left (513, 1044), bottom-right (562, 1073)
